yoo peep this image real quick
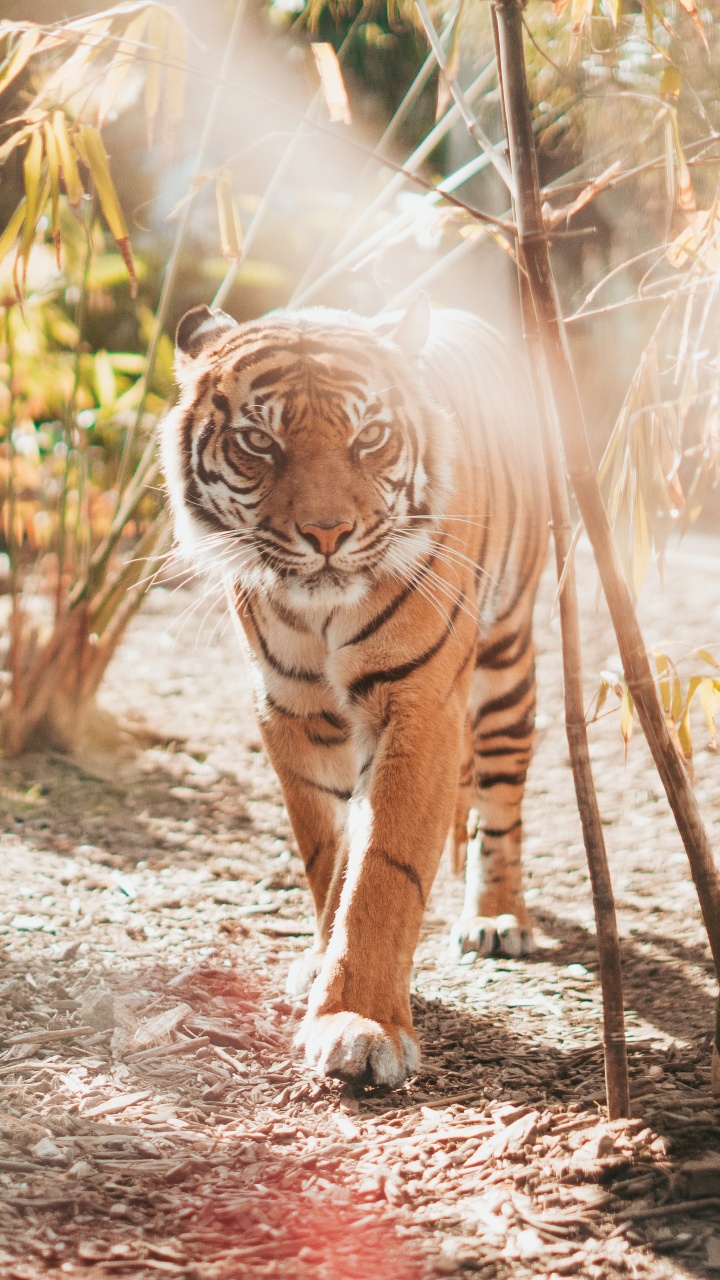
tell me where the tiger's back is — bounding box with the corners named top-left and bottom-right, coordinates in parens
top-left (164, 299), bottom-right (548, 1085)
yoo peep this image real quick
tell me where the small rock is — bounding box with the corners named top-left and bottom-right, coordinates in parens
top-left (68, 1160), bottom-right (95, 1178)
top-left (706, 1237), bottom-right (720, 1271)
top-left (678, 1155), bottom-right (720, 1199)
top-left (30, 1137), bottom-right (65, 1162)
top-left (11, 915), bottom-right (47, 932)
top-left (565, 964), bottom-right (590, 979)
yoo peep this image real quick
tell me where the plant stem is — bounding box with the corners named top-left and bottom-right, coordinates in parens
top-left (55, 199), bottom-right (93, 623)
top-left (493, 0), bottom-right (720, 1093)
top-left (4, 307), bottom-right (21, 700)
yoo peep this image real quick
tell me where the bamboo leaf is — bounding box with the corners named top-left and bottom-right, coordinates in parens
top-left (78, 124), bottom-right (137, 297)
top-left (0, 198), bottom-right (26, 268)
top-left (215, 169), bottom-right (243, 262)
top-left (653, 649), bottom-right (672, 715)
top-left (98, 9), bottom-right (148, 128)
top-left (0, 25), bottom-right (40, 98)
top-left (660, 65), bottom-right (681, 100)
top-left (311, 42), bottom-right (352, 125)
top-left (94, 349), bottom-right (116, 409)
top-left (676, 0), bottom-right (709, 48)
top-left (699, 677), bottom-right (717, 746)
top-left (43, 120), bottom-right (61, 268)
top-left (671, 674), bottom-right (683, 725)
top-left (697, 648), bottom-right (720, 669)
top-left (620, 684), bottom-right (634, 756)
top-left (679, 675), bottom-right (703, 760)
top-left (669, 109), bottom-right (696, 213)
top-left (20, 128), bottom-right (44, 286)
top-left (606, 0), bottom-right (620, 27)
top-left (52, 112), bottom-right (83, 208)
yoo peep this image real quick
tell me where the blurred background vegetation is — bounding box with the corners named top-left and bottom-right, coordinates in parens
top-left (2, 0), bottom-right (720, 755)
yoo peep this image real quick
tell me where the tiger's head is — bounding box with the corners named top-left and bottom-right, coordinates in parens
top-left (162, 300), bottom-right (454, 610)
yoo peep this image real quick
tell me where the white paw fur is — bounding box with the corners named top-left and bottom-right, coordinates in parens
top-left (296, 1011), bottom-right (420, 1086)
top-left (450, 913), bottom-right (535, 959)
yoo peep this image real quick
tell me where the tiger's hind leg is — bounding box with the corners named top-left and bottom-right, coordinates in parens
top-left (450, 620), bottom-right (537, 959)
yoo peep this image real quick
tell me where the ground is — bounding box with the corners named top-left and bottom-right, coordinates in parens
top-left (0, 538), bottom-right (719, 1280)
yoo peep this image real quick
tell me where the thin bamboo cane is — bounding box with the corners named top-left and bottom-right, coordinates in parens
top-left (492, 0), bottom-right (720, 1091)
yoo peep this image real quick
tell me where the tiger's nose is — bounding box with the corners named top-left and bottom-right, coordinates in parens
top-left (299, 521), bottom-right (354, 557)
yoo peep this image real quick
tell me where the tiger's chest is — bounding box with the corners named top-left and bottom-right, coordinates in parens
top-left (234, 588), bottom-right (384, 726)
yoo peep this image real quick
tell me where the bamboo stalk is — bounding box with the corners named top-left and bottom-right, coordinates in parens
top-left (492, 0), bottom-right (720, 1090)
top-left (486, 5), bottom-right (628, 1118)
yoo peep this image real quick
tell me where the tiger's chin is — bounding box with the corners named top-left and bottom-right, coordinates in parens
top-left (283, 569), bottom-right (371, 612)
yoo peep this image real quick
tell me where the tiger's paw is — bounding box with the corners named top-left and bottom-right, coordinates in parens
top-left (286, 949), bottom-right (323, 998)
top-left (450, 912), bottom-right (535, 959)
top-left (297, 1010), bottom-right (420, 1086)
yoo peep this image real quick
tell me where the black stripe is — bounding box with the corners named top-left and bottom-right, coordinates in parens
top-left (306, 729), bottom-right (349, 747)
top-left (483, 820), bottom-right (522, 839)
top-left (305, 843), bottom-right (322, 875)
top-left (473, 670), bottom-right (535, 726)
top-left (349, 595), bottom-right (463, 701)
top-left (296, 775), bottom-right (352, 801)
top-left (343, 554), bottom-right (435, 648)
top-left (245, 599), bottom-right (322, 684)
top-left (376, 852), bottom-right (425, 904)
top-left (478, 771), bottom-right (527, 790)
top-left (477, 745), bottom-right (531, 758)
top-left (474, 713), bottom-right (534, 742)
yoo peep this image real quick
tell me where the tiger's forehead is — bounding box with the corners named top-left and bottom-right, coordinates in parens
top-left (202, 320), bottom-right (407, 434)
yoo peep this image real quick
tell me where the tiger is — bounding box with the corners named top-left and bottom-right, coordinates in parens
top-left (162, 297), bottom-right (548, 1087)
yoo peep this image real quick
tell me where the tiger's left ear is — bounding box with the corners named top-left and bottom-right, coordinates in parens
top-left (174, 305), bottom-right (238, 383)
top-left (373, 293), bottom-right (431, 360)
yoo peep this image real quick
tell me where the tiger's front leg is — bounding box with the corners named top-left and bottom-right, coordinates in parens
top-left (256, 708), bottom-right (355, 998)
top-left (296, 699), bottom-right (465, 1086)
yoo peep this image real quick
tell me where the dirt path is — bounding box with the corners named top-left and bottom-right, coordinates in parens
top-left (0, 540), bottom-right (719, 1280)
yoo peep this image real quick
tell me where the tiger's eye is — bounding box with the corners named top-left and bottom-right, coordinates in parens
top-left (243, 428), bottom-right (273, 453)
top-left (356, 423), bottom-right (386, 449)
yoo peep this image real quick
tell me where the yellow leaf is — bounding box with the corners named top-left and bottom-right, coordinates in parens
top-left (0, 120), bottom-right (36, 167)
top-left (78, 124), bottom-right (137, 297)
top-left (676, 0), bottom-right (709, 48)
top-left (620, 684), bottom-right (634, 755)
top-left (94, 349), bottom-right (116, 409)
top-left (311, 42), bottom-right (352, 126)
top-left (570, 0), bottom-right (593, 51)
top-left (98, 9), bottom-right (148, 128)
top-left (660, 65), bottom-right (681, 100)
top-left (0, 25), bottom-right (40, 98)
top-left (606, 0), bottom-right (620, 26)
top-left (215, 169), bottom-right (243, 262)
top-left (699, 677), bottom-right (717, 746)
top-left (697, 648), bottom-right (720, 669)
top-left (669, 109), bottom-right (696, 213)
top-left (144, 5), bottom-right (167, 148)
top-left (653, 649), bottom-right (672, 715)
top-left (52, 111), bottom-right (83, 208)
top-left (679, 675), bottom-right (703, 760)
top-left (0, 198), bottom-right (26, 268)
top-left (671, 674), bottom-right (683, 725)
top-left (20, 128), bottom-right (44, 285)
top-left (43, 119), bottom-right (61, 268)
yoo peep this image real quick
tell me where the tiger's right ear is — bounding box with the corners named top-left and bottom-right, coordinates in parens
top-left (175, 305), bottom-right (238, 381)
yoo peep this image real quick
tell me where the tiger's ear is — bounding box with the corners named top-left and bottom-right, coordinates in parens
top-left (175, 305), bottom-right (237, 381)
top-left (373, 293), bottom-right (431, 360)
